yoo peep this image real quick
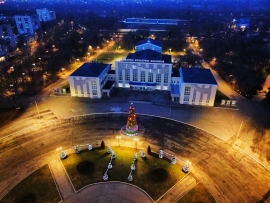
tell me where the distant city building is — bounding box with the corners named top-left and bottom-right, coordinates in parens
top-left (0, 52), bottom-right (8, 68)
top-left (14, 15), bottom-right (40, 35)
top-left (124, 18), bottom-right (190, 26)
top-left (0, 24), bottom-right (17, 48)
top-left (36, 8), bottom-right (56, 22)
top-left (68, 62), bottom-right (114, 98)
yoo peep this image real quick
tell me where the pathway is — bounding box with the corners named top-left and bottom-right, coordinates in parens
top-left (49, 159), bottom-right (75, 200)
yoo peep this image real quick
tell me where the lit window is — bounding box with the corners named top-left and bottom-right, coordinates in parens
top-left (125, 72), bottom-right (130, 81)
top-left (164, 75), bottom-right (168, 83)
top-left (184, 87), bottom-right (191, 95)
top-left (91, 81), bottom-right (97, 90)
top-left (141, 72), bottom-right (145, 82)
top-left (156, 74), bottom-right (161, 82)
top-left (148, 73), bottom-right (153, 82)
top-left (118, 72), bottom-right (122, 81)
top-left (133, 73), bottom-right (138, 81)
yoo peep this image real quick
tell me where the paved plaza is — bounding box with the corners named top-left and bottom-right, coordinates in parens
top-left (0, 72), bottom-right (270, 202)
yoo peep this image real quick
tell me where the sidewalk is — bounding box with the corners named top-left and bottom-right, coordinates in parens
top-left (49, 159), bottom-right (74, 200)
top-left (156, 174), bottom-right (197, 203)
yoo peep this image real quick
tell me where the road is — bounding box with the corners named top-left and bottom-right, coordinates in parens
top-left (1, 114), bottom-right (270, 203)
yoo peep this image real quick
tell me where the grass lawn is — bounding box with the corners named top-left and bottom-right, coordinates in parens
top-left (214, 90), bottom-right (230, 104)
top-left (96, 52), bottom-right (125, 63)
top-left (1, 165), bottom-right (61, 203)
top-left (177, 182), bottom-right (216, 203)
top-left (62, 146), bottom-right (185, 200)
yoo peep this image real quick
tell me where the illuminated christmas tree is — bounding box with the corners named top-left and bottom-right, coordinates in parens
top-left (126, 103), bottom-right (138, 136)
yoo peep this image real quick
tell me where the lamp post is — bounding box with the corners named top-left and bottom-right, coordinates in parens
top-left (35, 101), bottom-right (41, 122)
top-left (134, 138), bottom-right (139, 150)
top-left (116, 136), bottom-right (121, 146)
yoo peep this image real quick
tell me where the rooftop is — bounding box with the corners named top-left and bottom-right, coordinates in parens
top-left (125, 50), bottom-right (171, 63)
top-left (70, 62), bottom-right (110, 77)
top-left (180, 67), bottom-right (218, 85)
top-left (136, 38), bottom-right (163, 48)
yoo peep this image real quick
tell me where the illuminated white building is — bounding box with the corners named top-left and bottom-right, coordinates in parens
top-left (115, 39), bottom-right (172, 91)
top-left (68, 39), bottom-right (218, 107)
top-left (68, 62), bottom-right (114, 98)
top-left (178, 67), bottom-right (218, 106)
top-left (36, 8), bottom-right (56, 22)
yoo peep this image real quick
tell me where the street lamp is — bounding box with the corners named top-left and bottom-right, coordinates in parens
top-left (169, 48), bottom-right (171, 53)
top-left (116, 136), bottom-right (121, 146)
top-left (134, 138), bottom-right (139, 150)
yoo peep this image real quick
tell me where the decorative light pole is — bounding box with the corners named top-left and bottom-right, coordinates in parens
top-left (116, 136), bottom-right (121, 146)
top-left (182, 161), bottom-right (191, 173)
top-left (134, 138), bottom-right (139, 150)
top-left (159, 150), bottom-right (164, 158)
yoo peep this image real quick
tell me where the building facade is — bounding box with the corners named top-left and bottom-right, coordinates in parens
top-left (36, 8), bottom-right (56, 22)
top-left (0, 24), bottom-right (17, 48)
top-left (68, 62), bottom-right (114, 98)
top-left (14, 15), bottom-right (40, 35)
top-left (68, 39), bottom-right (218, 107)
top-left (115, 39), bottom-right (172, 91)
top-left (178, 67), bottom-right (218, 106)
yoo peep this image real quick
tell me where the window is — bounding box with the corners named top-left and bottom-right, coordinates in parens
top-left (92, 91), bottom-right (98, 96)
top-left (184, 87), bottom-right (191, 95)
top-left (141, 71), bottom-right (145, 82)
top-left (118, 72), bottom-right (122, 81)
top-left (148, 73), bottom-right (153, 82)
top-left (125, 72), bottom-right (130, 81)
top-left (192, 100), bottom-right (195, 102)
top-left (156, 74), bottom-right (161, 82)
top-left (184, 98), bottom-right (189, 102)
top-left (133, 73), bottom-right (138, 81)
top-left (91, 81), bottom-right (97, 90)
top-left (164, 75), bottom-right (168, 83)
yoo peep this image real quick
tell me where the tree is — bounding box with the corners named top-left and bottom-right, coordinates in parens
top-left (266, 88), bottom-right (270, 104)
top-left (101, 141), bottom-right (105, 149)
top-left (147, 146), bottom-right (151, 155)
top-left (126, 103), bottom-right (138, 136)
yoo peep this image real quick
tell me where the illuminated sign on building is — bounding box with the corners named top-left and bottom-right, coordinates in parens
top-left (123, 59), bottom-right (165, 63)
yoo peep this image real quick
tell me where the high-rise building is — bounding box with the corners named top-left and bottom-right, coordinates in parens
top-left (14, 15), bottom-right (40, 35)
top-left (0, 24), bottom-right (17, 48)
top-left (36, 8), bottom-right (56, 22)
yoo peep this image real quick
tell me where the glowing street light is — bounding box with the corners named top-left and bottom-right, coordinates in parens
top-left (134, 138), bottom-right (139, 150)
top-left (116, 136), bottom-right (121, 146)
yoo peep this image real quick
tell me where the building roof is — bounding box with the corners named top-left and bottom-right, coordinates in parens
top-left (136, 38), bottom-right (163, 48)
top-left (180, 67), bottom-right (218, 85)
top-left (125, 49), bottom-right (171, 63)
top-left (70, 62), bottom-right (110, 77)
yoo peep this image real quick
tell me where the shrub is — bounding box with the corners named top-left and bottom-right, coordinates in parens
top-left (101, 140), bottom-right (105, 149)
